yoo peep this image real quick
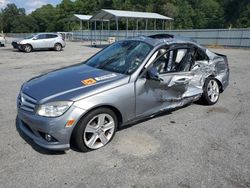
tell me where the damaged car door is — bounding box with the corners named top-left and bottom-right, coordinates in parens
top-left (135, 45), bottom-right (203, 118)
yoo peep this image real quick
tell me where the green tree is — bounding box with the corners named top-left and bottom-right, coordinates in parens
top-left (0, 11), bottom-right (3, 32)
top-left (190, 0), bottom-right (224, 28)
top-left (2, 4), bottom-right (27, 32)
top-left (222, 0), bottom-right (250, 28)
top-left (236, 4), bottom-right (250, 28)
top-left (54, 0), bottom-right (76, 31)
top-left (31, 4), bottom-right (57, 32)
top-left (1, 0), bottom-right (250, 32)
top-left (174, 0), bottom-right (194, 29)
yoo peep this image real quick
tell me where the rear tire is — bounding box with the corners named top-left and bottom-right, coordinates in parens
top-left (72, 108), bottom-right (117, 152)
top-left (201, 77), bottom-right (220, 105)
top-left (54, 43), bottom-right (62, 51)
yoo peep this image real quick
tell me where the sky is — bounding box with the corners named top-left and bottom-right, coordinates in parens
top-left (0, 0), bottom-right (62, 13)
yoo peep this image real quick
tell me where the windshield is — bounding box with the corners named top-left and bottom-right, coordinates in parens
top-left (24, 34), bottom-right (36, 39)
top-left (85, 40), bottom-right (152, 75)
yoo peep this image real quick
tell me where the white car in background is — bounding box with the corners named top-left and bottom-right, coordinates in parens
top-left (12, 33), bottom-right (66, 53)
top-left (0, 34), bottom-right (6, 47)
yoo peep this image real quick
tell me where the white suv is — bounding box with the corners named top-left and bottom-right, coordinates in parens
top-left (0, 34), bottom-right (6, 47)
top-left (12, 33), bottom-right (66, 53)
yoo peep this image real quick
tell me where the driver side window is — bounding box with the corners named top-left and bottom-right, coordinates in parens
top-left (37, 34), bottom-right (46, 40)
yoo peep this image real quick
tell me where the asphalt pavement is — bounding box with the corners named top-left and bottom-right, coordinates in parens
top-left (0, 41), bottom-right (249, 188)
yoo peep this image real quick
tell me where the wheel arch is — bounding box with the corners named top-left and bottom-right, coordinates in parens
top-left (207, 75), bottom-right (223, 93)
top-left (24, 43), bottom-right (33, 48)
top-left (54, 42), bottom-right (62, 47)
top-left (70, 104), bottom-right (123, 146)
top-left (22, 43), bottom-right (33, 51)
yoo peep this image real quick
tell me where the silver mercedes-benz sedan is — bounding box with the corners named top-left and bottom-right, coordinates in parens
top-left (16, 36), bottom-right (229, 152)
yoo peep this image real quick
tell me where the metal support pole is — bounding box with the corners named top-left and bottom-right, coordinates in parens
top-left (116, 17), bottom-right (119, 41)
top-left (136, 19), bottom-right (139, 36)
top-left (87, 21), bottom-right (90, 41)
top-left (154, 19), bottom-right (156, 30)
top-left (108, 21), bottom-right (110, 39)
top-left (80, 20), bottom-right (83, 41)
top-left (94, 21), bottom-right (96, 45)
top-left (100, 21), bottom-right (103, 45)
top-left (90, 22), bottom-right (92, 46)
top-left (126, 18), bottom-right (128, 38)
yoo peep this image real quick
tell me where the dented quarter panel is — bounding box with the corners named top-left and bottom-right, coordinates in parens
top-left (134, 45), bottom-right (229, 119)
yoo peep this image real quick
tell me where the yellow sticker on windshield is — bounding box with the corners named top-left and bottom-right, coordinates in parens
top-left (81, 78), bottom-right (96, 85)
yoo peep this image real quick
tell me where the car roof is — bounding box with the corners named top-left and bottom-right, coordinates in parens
top-left (125, 35), bottom-right (203, 49)
top-left (36, 33), bottom-right (59, 35)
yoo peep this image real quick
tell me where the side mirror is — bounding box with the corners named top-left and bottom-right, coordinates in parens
top-left (147, 66), bottom-right (163, 82)
top-left (32, 37), bottom-right (37, 40)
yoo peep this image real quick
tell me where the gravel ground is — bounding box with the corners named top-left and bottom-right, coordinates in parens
top-left (0, 41), bottom-right (249, 188)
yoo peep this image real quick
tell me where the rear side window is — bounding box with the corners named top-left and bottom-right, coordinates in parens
top-left (175, 49), bottom-right (187, 63)
top-left (194, 49), bottom-right (208, 61)
top-left (46, 34), bottom-right (58, 39)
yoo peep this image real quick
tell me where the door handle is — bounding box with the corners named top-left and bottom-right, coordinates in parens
top-left (174, 78), bottom-right (189, 85)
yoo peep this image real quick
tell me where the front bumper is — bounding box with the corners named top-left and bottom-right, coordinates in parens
top-left (12, 41), bottom-right (20, 49)
top-left (12, 41), bottom-right (24, 51)
top-left (0, 40), bottom-right (6, 46)
top-left (17, 105), bottom-right (86, 150)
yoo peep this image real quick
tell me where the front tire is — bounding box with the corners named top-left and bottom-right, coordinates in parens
top-left (201, 77), bottom-right (220, 105)
top-left (23, 44), bottom-right (32, 53)
top-left (72, 108), bottom-right (117, 152)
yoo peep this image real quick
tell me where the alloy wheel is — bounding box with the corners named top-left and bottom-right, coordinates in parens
top-left (83, 113), bottom-right (115, 149)
top-left (207, 79), bottom-right (219, 103)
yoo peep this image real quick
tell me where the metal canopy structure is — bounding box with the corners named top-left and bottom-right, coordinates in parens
top-left (89, 9), bottom-right (173, 44)
top-left (71, 14), bottom-right (92, 40)
top-left (90, 9), bottom-right (173, 21)
top-left (72, 14), bottom-right (92, 30)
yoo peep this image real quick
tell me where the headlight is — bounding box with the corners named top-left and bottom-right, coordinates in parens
top-left (37, 101), bottom-right (73, 117)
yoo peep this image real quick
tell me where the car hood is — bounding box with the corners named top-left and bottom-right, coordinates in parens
top-left (13, 38), bottom-right (30, 43)
top-left (22, 64), bottom-right (129, 103)
top-left (13, 39), bottom-right (22, 42)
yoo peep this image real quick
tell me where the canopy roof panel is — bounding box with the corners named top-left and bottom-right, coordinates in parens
top-left (90, 9), bottom-right (173, 21)
top-left (73, 14), bottom-right (92, 21)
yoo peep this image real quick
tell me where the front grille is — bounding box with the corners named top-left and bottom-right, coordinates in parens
top-left (18, 92), bottom-right (37, 112)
